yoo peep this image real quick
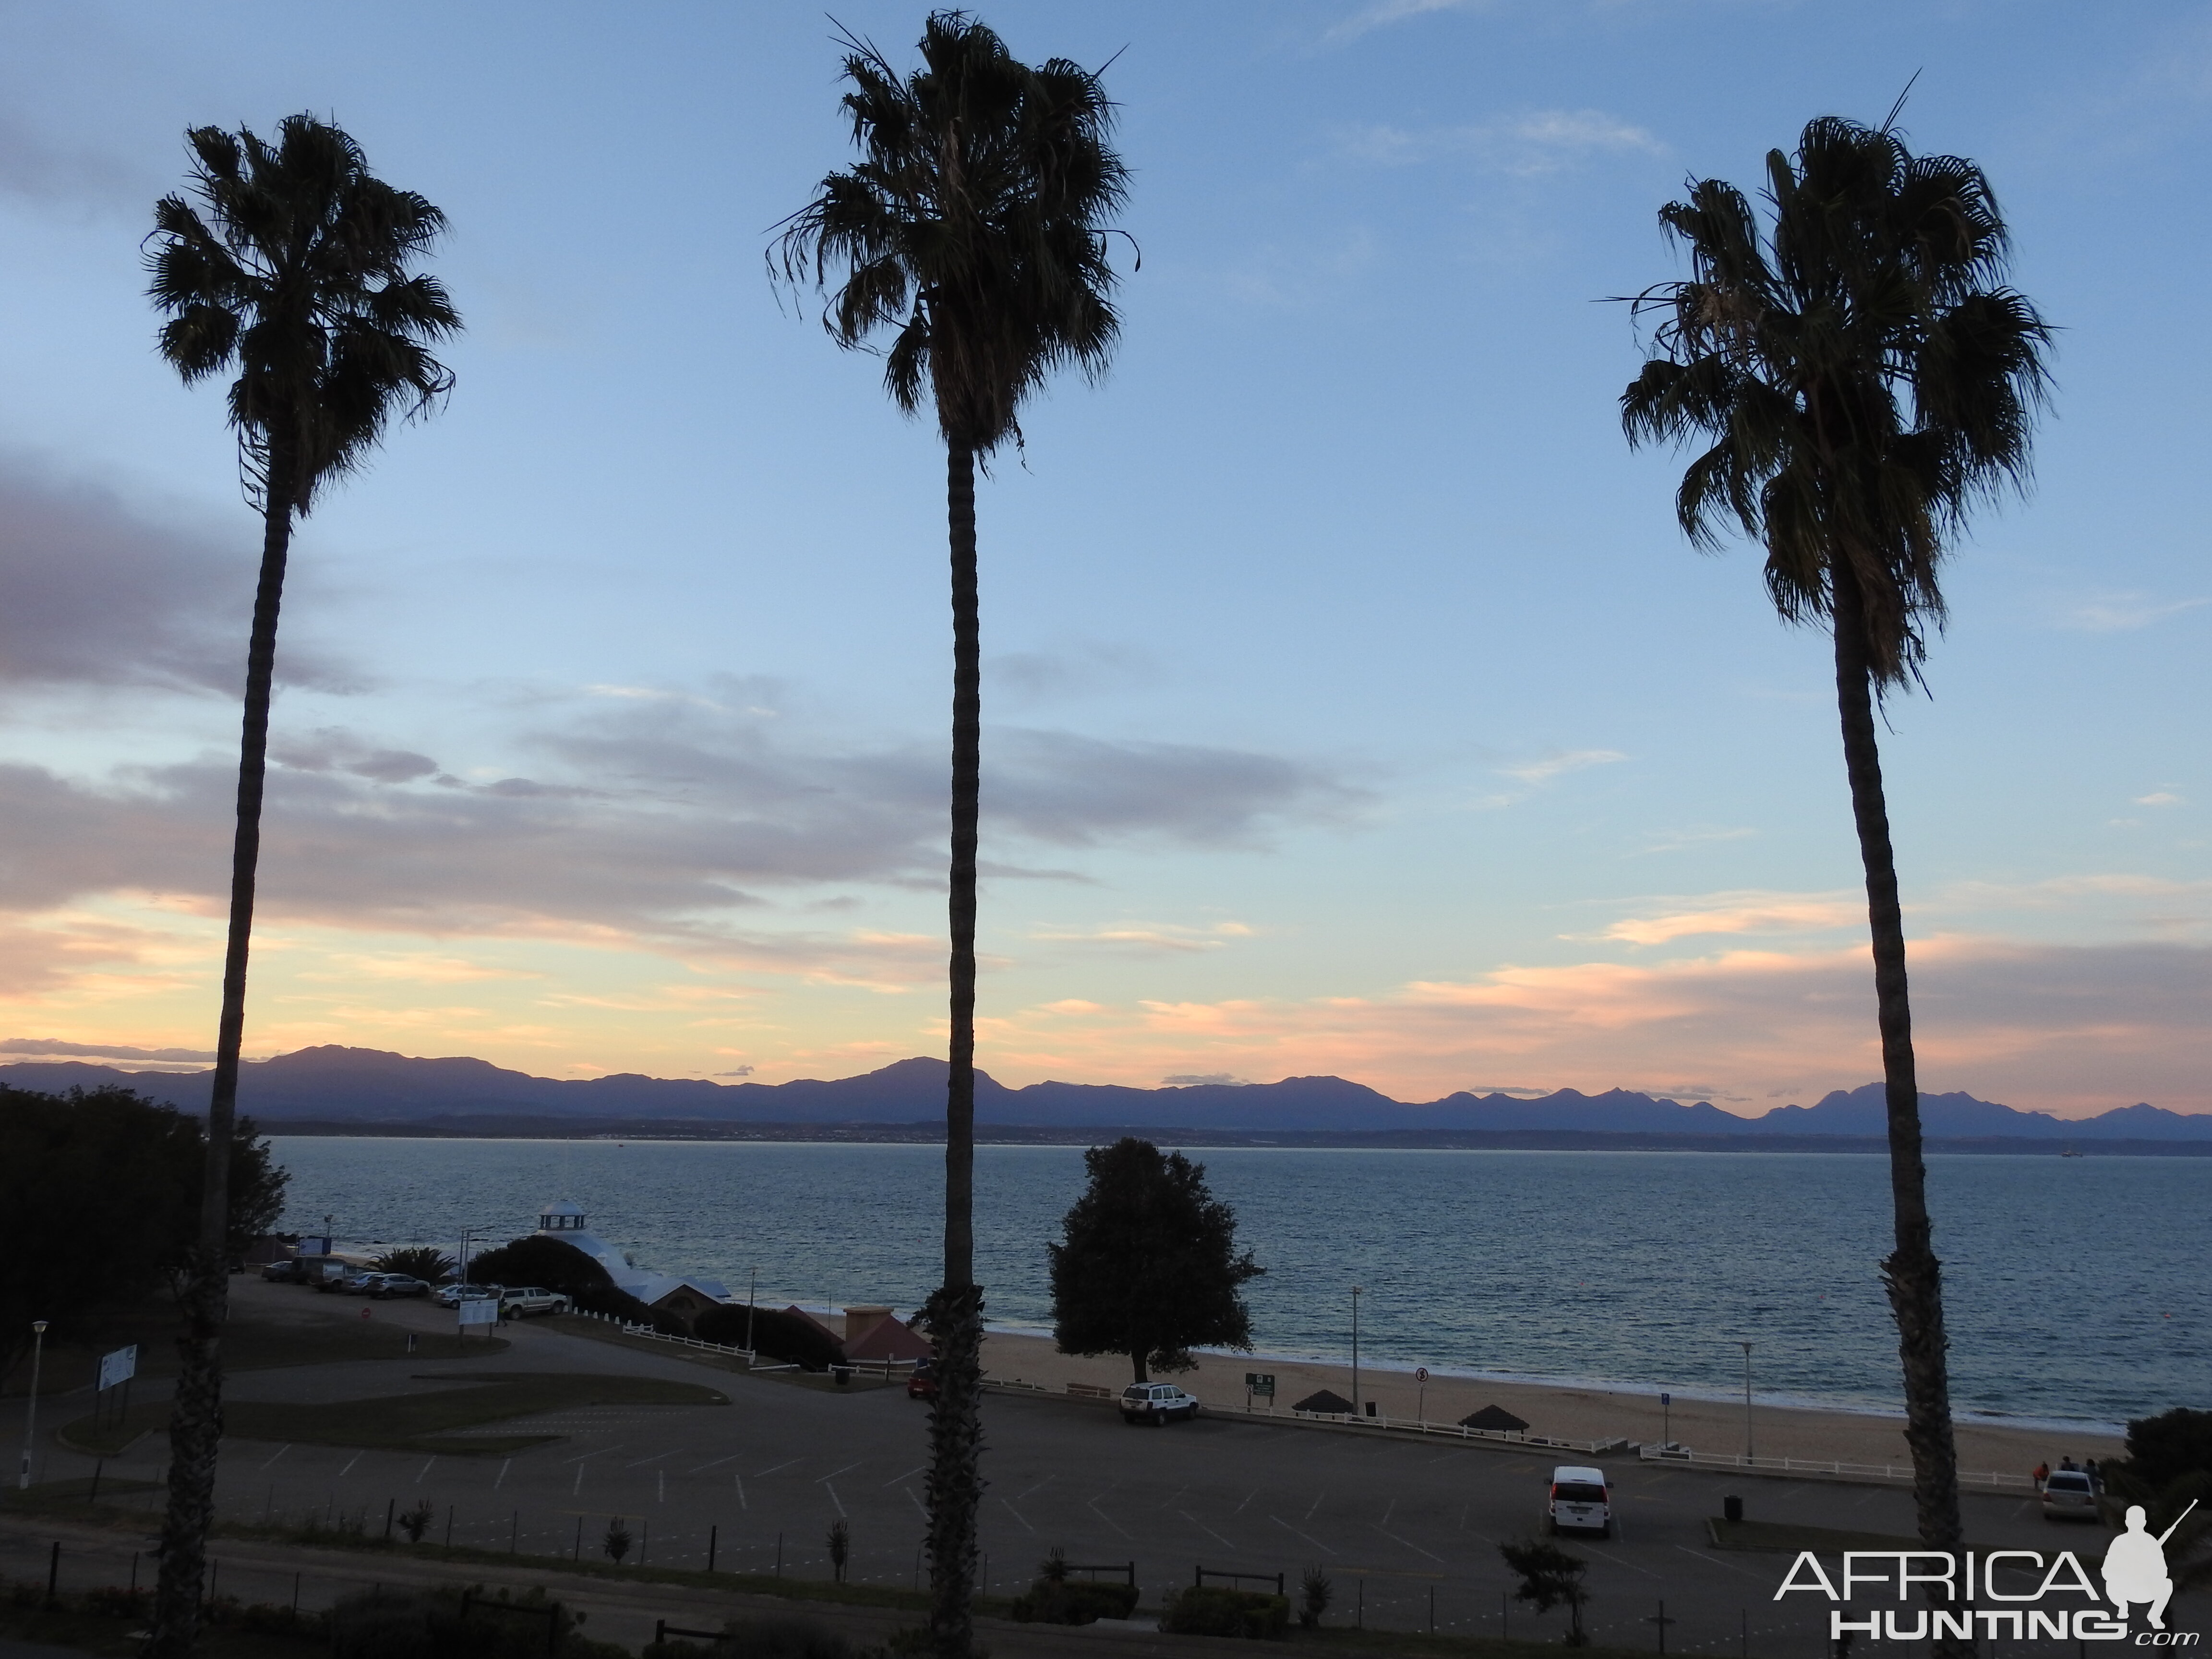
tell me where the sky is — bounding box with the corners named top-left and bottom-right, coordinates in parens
top-left (1, 0), bottom-right (2208, 1118)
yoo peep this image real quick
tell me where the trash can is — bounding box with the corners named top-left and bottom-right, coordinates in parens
top-left (1364, 1400), bottom-right (1377, 1418)
top-left (1724, 1495), bottom-right (1744, 1523)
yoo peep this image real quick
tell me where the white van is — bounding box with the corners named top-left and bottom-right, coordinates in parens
top-left (1549, 1465), bottom-right (1613, 1537)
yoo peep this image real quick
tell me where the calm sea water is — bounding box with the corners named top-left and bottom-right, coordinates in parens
top-left (268, 1139), bottom-right (2210, 1431)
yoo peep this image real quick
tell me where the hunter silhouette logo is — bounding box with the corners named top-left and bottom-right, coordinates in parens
top-left (2106, 1502), bottom-right (2195, 1632)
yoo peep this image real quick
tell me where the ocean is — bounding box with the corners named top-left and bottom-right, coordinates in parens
top-left (268, 1137), bottom-right (2209, 1431)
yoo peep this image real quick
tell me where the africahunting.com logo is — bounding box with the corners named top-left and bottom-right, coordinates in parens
top-left (1776, 1504), bottom-right (2199, 1645)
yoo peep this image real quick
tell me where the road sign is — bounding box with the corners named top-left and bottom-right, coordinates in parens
top-left (457, 1296), bottom-right (501, 1327)
top-left (1245, 1372), bottom-right (1275, 1397)
top-left (1414, 1367), bottom-right (1428, 1382)
top-left (1660, 1392), bottom-right (1671, 1405)
top-left (97, 1346), bottom-right (137, 1391)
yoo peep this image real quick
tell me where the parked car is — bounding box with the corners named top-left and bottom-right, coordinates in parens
top-left (1120, 1383), bottom-right (1200, 1425)
top-left (365, 1274), bottom-right (431, 1300)
top-left (2042, 1468), bottom-right (2099, 1520)
top-left (435, 1283), bottom-right (500, 1309)
top-left (1548, 1466), bottom-right (1613, 1537)
top-left (339, 1272), bottom-right (383, 1295)
top-left (260, 1258), bottom-right (305, 1283)
top-left (499, 1286), bottom-right (571, 1318)
top-left (906, 1360), bottom-right (937, 1401)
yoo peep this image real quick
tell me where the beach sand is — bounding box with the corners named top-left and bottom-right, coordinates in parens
top-left (971, 1327), bottom-right (2121, 1479)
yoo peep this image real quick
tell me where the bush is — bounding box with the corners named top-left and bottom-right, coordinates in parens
top-left (695, 1302), bottom-right (848, 1371)
top-left (1160, 1586), bottom-right (1288, 1639)
top-left (644, 1616), bottom-right (871, 1658)
top-left (327, 1584), bottom-right (625, 1659)
top-left (465, 1235), bottom-right (689, 1335)
top-left (1010, 1578), bottom-right (1140, 1625)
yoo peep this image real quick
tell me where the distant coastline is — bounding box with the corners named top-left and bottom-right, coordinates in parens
top-left (254, 1119), bottom-right (2212, 1155)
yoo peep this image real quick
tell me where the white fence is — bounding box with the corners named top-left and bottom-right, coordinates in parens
top-left (1637, 1443), bottom-right (2033, 1490)
top-left (567, 1307), bottom-right (920, 1376)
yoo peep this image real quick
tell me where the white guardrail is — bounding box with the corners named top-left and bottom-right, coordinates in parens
top-left (1636, 1443), bottom-right (2033, 1490)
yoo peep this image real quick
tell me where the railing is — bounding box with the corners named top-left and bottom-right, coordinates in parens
top-left (1636, 1443), bottom-right (2033, 1490)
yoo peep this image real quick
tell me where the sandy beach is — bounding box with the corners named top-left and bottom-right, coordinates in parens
top-left (974, 1326), bottom-right (2121, 1479)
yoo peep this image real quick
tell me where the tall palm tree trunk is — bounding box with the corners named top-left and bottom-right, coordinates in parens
top-left (927, 441), bottom-right (985, 1659)
top-left (148, 447), bottom-right (295, 1659)
top-left (1831, 565), bottom-right (1963, 1562)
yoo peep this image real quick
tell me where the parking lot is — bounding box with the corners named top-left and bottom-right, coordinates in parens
top-left (28, 1283), bottom-right (2082, 1655)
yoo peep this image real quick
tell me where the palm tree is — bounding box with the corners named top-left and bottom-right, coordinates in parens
top-left (1621, 114), bottom-right (2050, 1565)
top-left (143, 114), bottom-right (458, 1657)
top-left (772, 14), bottom-right (1126, 1654)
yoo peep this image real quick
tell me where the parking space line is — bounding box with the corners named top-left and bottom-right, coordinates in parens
top-left (338, 1453), bottom-right (364, 1478)
top-left (260, 1444), bottom-right (291, 1470)
top-left (687, 1453), bottom-right (744, 1473)
top-left (757, 1458), bottom-right (803, 1476)
top-left (1271, 1515), bottom-right (1336, 1555)
top-left (825, 1481), bottom-right (846, 1518)
top-left (1674, 1544), bottom-right (1767, 1582)
top-left (624, 1451), bottom-right (678, 1469)
top-left (1160, 1485), bottom-right (1188, 1510)
top-left (999, 1498), bottom-right (1036, 1534)
top-left (1179, 1510), bottom-right (1235, 1550)
top-left (1305, 1491), bottom-right (1326, 1520)
top-left (416, 1457), bottom-right (436, 1485)
top-left (905, 1486), bottom-right (927, 1520)
top-left (495, 1459), bottom-right (510, 1490)
top-left (883, 1466), bottom-right (926, 1488)
top-left (1369, 1524), bottom-right (1447, 1565)
top-left (1235, 1490), bottom-right (1257, 1514)
top-left (735, 1474), bottom-right (747, 1510)
top-left (817, 1462), bottom-right (863, 1483)
top-left (1087, 1497), bottom-right (1133, 1539)
top-left (560, 1444), bottom-right (623, 1465)
top-left (657, 1470), bottom-right (665, 1504)
top-left (1017, 1477), bottom-right (1053, 1501)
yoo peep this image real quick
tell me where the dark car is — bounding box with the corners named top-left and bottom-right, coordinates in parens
top-left (906, 1361), bottom-right (937, 1401)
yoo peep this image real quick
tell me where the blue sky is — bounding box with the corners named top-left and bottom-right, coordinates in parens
top-left (1, 0), bottom-right (2207, 1115)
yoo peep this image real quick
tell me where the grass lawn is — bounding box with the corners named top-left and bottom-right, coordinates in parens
top-left (60, 1371), bottom-right (728, 1457)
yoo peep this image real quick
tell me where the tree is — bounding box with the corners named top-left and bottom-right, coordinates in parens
top-left (1498, 1537), bottom-right (1590, 1646)
top-left (369, 1247), bottom-right (456, 1284)
top-left (1620, 111), bottom-right (2050, 1567)
top-left (1048, 1138), bottom-right (1262, 1382)
top-left (144, 113), bottom-right (459, 1657)
top-left (2104, 1408), bottom-right (2212, 1598)
top-left (772, 17), bottom-right (1127, 1655)
top-left (0, 1086), bottom-right (287, 1381)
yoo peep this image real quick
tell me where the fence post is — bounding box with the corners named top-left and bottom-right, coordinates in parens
top-left (708, 1523), bottom-right (718, 1574)
top-left (46, 1540), bottom-right (59, 1606)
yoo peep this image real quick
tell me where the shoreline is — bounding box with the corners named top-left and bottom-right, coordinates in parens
top-left (967, 1324), bottom-right (2126, 1477)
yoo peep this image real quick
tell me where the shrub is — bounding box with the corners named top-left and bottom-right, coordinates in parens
top-left (1161, 1585), bottom-right (1288, 1639)
top-left (372, 1246), bottom-right (457, 1283)
top-left (398, 1500), bottom-right (436, 1542)
top-left (694, 1302), bottom-right (847, 1371)
top-left (328, 1584), bottom-right (625, 1659)
top-left (1010, 1579), bottom-right (1140, 1625)
top-left (1298, 1566), bottom-right (1333, 1628)
top-left (645, 1616), bottom-right (870, 1658)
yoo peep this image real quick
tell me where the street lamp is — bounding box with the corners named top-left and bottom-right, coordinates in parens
top-left (1740, 1342), bottom-right (1755, 1463)
top-left (1351, 1287), bottom-right (1364, 1413)
top-left (18, 1319), bottom-right (48, 1490)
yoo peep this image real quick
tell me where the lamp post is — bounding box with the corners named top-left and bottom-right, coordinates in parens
top-left (1740, 1342), bottom-right (1754, 1463)
top-left (1351, 1286), bottom-right (1364, 1413)
top-left (18, 1320), bottom-right (48, 1489)
top-left (745, 1268), bottom-right (758, 1357)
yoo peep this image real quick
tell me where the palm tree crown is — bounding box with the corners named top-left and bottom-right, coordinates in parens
top-left (1621, 113), bottom-right (2051, 687)
top-left (772, 9), bottom-right (1127, 452)
top-left (148, 113), bottom-right (459, 509)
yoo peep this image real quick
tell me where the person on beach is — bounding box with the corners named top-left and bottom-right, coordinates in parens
top-left (2086, 1457), bottom-right (2101, 1491)
top-left (2034, 1461), bottom-right (2049, 1491)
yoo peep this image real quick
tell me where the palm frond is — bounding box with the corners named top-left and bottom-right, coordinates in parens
top-left (1622, 112), bottom-right (2051, 691)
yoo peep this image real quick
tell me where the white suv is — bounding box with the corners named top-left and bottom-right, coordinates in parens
top-left (2042, 1468), bottom-right (2098, 1520)
top-left (1120, 1383), bottom-right (1200, 1425)
top-left (1549, 1465), bottom-right (1613, 1537)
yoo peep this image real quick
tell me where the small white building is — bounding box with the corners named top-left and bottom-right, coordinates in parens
top-left (533, 1199), bottom-right (732, 1329)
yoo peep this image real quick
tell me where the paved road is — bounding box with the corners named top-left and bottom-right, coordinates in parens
top-left (24, 1286), bottom-right (2084, 1656)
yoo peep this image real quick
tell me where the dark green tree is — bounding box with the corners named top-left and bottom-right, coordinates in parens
top-left (368, 1246), bottom-right (456, 1283)
top-left (144, 113), bottom-right (459, 1657)
top-left (1048, 1138), bottom-right (1262, 1382)
top-left (1620, 112), bottom-right (2050, 1567)
top-left (772, 16), bottom-right (1127, 1655)
top-left (1498, 1537), bottom-right (1589, 1646)
top-left (0, 1086), bottom-right (286, 1381)
top-left (2103, 1408), bottom-right (2212, 1597)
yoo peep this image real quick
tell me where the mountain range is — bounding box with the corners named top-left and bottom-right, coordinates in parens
top-left (2, 1045), bottom-right (2206, 1139)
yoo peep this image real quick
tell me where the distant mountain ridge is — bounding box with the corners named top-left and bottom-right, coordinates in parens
top-left (2, 1046), bottom-right (2206, 1138)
